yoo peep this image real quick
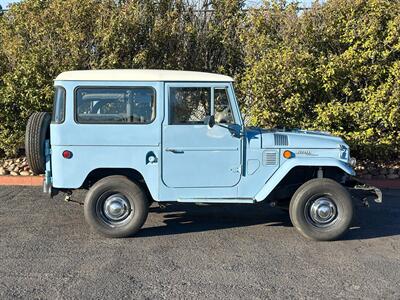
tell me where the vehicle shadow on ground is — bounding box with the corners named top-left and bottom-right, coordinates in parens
top-left (136, 202), bottom-right (292, 238)
top-left (137, 190), bottom-right (400, 241)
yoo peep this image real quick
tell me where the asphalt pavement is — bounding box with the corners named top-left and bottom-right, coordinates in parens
top-left (0, 186), bottom-right (399, 299)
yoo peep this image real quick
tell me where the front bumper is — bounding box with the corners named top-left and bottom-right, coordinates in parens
top-left (345, 177), bottom-right (383, 206)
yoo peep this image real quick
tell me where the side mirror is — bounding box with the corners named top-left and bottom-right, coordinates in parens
top-left (204, 115), bottom-right (215, 128)
top-left (228, 124), bottom-right (244, 138)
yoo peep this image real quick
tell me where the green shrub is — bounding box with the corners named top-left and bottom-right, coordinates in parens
top-left (0, 0), bottom-right (244, 156)
top-left (239, 0), bottom-right (400, 161)
top-left (0, 0), bottom-right (399, 161)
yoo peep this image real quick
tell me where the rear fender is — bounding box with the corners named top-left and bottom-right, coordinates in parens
top-left (254, 157), bottom-right (355, 202)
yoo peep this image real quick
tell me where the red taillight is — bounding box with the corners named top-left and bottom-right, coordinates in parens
top-left (62, 150), bottom-right (73, 159)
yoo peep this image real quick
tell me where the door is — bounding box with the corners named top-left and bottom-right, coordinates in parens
top-left (162, 83), bottom-right (242, 188)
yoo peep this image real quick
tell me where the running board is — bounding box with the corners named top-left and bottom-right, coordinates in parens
top-left (177, 198), bottom-right (256, 204)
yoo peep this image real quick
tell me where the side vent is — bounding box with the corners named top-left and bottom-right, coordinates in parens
top-left (274, 134), bottom-right (289, 146)
top-left (263, 151), bottom-right (277, 166)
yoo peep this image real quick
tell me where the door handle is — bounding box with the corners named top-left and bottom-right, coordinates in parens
top-left (165, 148), bottom-right (184, 154)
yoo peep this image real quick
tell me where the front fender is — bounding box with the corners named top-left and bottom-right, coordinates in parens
top-left (254, 157), bottom-right (355, 202)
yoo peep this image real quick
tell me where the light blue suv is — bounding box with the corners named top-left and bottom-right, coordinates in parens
top-left (25, 69), bottom-right (381, 240)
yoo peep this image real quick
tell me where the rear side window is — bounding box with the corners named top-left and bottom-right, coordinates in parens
top-left (52, 86), bottom-right (66, 124)
top-left (75, 87), bottom-right (156, 124)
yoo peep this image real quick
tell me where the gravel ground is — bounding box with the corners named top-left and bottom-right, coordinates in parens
top-left (0, 186), bottom-right (399, 299)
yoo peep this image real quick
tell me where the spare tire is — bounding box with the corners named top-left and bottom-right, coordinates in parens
top-left (25, 112), bottom-right (51, 175)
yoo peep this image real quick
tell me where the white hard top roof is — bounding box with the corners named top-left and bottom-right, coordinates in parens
top-left (56, 69), bottom-right (233, 82)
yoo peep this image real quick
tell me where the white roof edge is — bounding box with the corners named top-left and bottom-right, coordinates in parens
top-left (55, 69), bottom-right (234, 82)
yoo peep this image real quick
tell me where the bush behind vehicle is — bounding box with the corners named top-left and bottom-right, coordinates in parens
top-left (0, 0), bottom-right (399, 161)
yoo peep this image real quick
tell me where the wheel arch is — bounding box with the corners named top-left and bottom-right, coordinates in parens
top-left (255, 158), bottom-right (355, 202)
top-left (81, 168), bottom-right (154, 202)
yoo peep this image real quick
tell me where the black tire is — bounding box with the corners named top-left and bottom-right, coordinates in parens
top-left (289, 178), bottom-right (353, 241)
top-left (84, 175), bottom-right (148, 238)
top-left (25, 112), bottom-right (51, 175)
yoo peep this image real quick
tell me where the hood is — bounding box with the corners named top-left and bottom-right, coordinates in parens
top-left (248, 128), bottom-right (347, 149)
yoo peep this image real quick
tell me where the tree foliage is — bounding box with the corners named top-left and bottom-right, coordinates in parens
top-left (0, 0), bottom-right (244, 156)
top-left (0, 0), bottom-right (399, 161)
top-left (240, 0), bottom-right (400, 161)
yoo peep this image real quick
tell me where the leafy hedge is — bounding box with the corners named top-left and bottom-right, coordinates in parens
top-left (0, 0), bottom-right (399, 161)
top-left (239, 0), bottom-right (400, 161)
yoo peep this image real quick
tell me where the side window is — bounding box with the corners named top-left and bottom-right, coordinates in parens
top-left (169, 87), bottom-right (211, 124)
top-left (52, 86), bottom-right (66, 124)
top-left (75, 87), bottom-right (156, 124)
top-left (214, 88), bottom-right (234, 124)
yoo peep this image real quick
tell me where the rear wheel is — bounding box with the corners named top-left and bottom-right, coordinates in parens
top-left (289, 178), bottom-right (353, 241)
top-left (84, 175), bottom-right (148, 238)
top-left (25, 112), bottom-right (51, 174)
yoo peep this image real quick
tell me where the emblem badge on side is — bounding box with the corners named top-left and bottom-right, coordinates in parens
top-left (296, 150), bottom-right (318, 156)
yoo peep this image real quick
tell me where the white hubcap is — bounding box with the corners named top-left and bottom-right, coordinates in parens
top-left (309, 197), bottom-right (337, 226)
top-left (103, 194), bottom-right (131, 222)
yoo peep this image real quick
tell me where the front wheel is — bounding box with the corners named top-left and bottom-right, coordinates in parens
top-left (289, 178), bottom-right (353, 241)
top-left (84, 175), bottom-right (148, 238)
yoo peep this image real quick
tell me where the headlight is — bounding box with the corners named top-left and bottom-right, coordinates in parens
top-left (349, 157), bottom-right (357, 167)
